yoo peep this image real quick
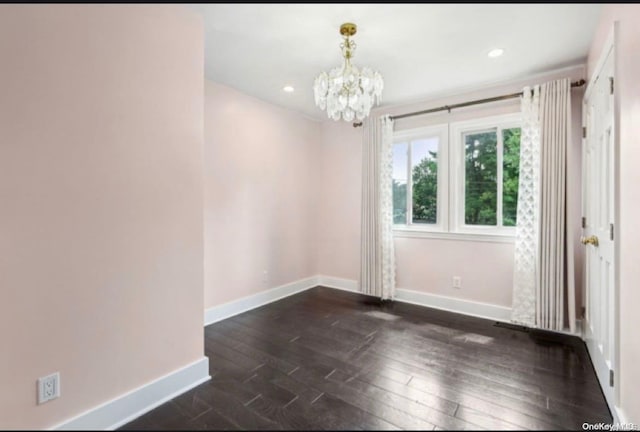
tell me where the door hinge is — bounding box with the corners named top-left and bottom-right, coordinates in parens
top-left (609, 77), bottom-right (614, 95)
top-left (582, 217), bottom-right (586, 228)
top-left (610, 369), bottom-right (614, 387)
top-left (580, 306), bottom-right (586, 318)
top-left (610, 223), bottom-right (614, 240)
top-left (582, 126), bottom-right (587, 138)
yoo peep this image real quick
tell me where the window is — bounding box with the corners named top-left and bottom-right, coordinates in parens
top-left (392, 113), bottom-right (521, 239)
top-left (392, 125), bottom-right (448, 231)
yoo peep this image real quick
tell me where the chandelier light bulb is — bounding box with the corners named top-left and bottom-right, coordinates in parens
top-left (313, 22), bottom-right (384, 122)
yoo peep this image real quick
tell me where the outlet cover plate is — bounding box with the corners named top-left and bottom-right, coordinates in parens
top-left (38, 372), bottom-right (60, 404)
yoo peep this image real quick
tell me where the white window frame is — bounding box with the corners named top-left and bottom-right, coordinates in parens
top-left (391, 112), bottom-right (521, 242)
top-left (392, 124), bottom-right (449, 233)
top-left (450, 112), bottom-right (522, 236)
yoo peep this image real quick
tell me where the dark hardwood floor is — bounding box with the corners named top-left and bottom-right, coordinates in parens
top-left (121, 286), bottom-right (612, 430)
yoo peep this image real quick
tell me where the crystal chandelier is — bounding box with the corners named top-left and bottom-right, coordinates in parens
top-left (313, 23), bottom-right (384, 122)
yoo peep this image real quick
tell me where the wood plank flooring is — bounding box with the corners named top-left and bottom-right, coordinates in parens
top-left (121, 286), bottom-right (612, 430)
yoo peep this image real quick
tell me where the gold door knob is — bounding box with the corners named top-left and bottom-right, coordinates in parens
top-left (581, 235), bottom-right (599, 246)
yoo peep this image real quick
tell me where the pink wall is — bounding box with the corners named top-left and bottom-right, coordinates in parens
top-left (395, 239), bottom-right (515, 306)
top-left (203, 81), bottom-right (321, 308)
top-left (316, 122), bottom-right (363, 280)
top-left (317, 67), bottom-right (585, 310)
top-left (0, 5), bottom-right (204, 429)
top-left (588, 4), bottom-right (640, 423)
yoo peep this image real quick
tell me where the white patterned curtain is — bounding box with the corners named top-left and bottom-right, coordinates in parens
top-left (360, 115), bottom-right (396, 300)
top-left (511, 78), bottom-right (575, 332)
top-left (511, 86), bottom-right (540, 327)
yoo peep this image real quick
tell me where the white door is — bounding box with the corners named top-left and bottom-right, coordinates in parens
top-left (582, 41), bottom-right (616, 410)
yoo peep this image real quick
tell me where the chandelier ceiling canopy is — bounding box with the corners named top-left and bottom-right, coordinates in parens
top-left (313, 23), bottom-right (384, 122)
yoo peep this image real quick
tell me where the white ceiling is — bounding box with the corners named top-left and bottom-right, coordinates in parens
top-left (187, 4), bottom-right (602, 121)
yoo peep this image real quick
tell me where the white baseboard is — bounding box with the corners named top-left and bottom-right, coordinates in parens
top-left (574, 319), bottom-right (584, 337)
top-left (317, 275), bottom-right (359, 293)
top-left (52, 357), bottom-right (210, 430)
top-left (613, 406), bottom-right (628, 426)
top-left (395, 287), bottom-right (512, 322)
top-left (204, 276), bottom-right (319, 326)
top-left (204, 274), bottom-right (579, 336)
top-left (317, 275), bottom-right (512, 323)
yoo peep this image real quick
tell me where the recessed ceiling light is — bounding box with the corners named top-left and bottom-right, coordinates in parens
top-left (488, 48), bottom-right (504, 58)
top-left (283, 85), bottom-right (295, 93)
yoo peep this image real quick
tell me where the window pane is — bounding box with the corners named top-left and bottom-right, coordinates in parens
top-left (502, 127), bottom-right (521, 227)
top-left (465, 131), bottom-right (497, 225)
top-left (411, 138), bottom-right (439, 224)
top-left (392, 142), bottom-right (408, 224)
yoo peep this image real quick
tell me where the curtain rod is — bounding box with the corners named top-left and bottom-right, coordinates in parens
top-left (352, 79), bottom-right (586, 127)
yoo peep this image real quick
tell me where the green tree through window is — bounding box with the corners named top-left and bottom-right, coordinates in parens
top-left (463, 128), bottom-right (521, 226)
top-left (465, 131), bottom-right (497, 225)
top-left (391, 121), bottom-right (520, 231)
top-left (502, 128), bottom-right (521, 226)
top-left (412, 151), bottom-right (438, 223)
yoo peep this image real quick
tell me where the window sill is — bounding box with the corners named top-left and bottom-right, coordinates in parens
top-left (393, 228), bottom-right (515, 243)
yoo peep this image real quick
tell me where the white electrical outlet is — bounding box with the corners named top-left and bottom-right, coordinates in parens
top-left (452, 276), bottom-right (462, 289)
top-left (38, 372), bottom-right (60, 404)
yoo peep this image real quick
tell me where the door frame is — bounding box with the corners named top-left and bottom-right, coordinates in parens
top-left (582, 22), bottom-right (620, 423)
